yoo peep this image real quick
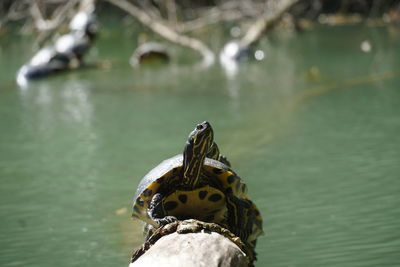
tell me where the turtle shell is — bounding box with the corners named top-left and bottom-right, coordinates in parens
top-left (132, 154), bottom-right (263, 245)
top-left (133, 155), bottom-right (248, 224)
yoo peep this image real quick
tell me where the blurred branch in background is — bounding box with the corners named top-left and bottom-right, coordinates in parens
top-left (106, 0), bottom-right (215, 68)
top-left (1, 0), bottom-right (399, 61)
top-left (29, 0), bottom-right (80, 48)
top-left (2, 0), bottom-right (399, 32)
top-left (0, 0), bottom-right (96, 49)
top-left (175, 1), bottom-right (268, 33)
top-left (241, 0), bottom-right (298, 48)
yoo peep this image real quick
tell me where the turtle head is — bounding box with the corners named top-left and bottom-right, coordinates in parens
top-left (183, 121), bottom-right (214, 187)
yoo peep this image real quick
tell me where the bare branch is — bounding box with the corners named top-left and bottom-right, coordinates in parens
top-left (241, 0), bottom-right (299, 47)
top-left (30, 0), bottom-right (79, 31)
top-left (176, 2), bottom-right (267, 33)
top-left (135, 0), bottom-right (163, 20)
top-left (0, 0), bottom-right (30, 28)
top-left (106, 0), bottom-right (215, 67)
top-left (165, 0), bottom-right (178, 25)
top-left (177, 7), bottom-right (244, 33)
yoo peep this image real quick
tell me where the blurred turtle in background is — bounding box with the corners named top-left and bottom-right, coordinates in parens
top-left (16, 47), bottom-right (71, 87)
top-left (130, 42), bottom-right (170, 67)
top-left (55, 8), bottom-right (98, 66)
top-left (16, 7), bottom-right (98, 87)
top-left (220, 40), bottom-right (252, 63)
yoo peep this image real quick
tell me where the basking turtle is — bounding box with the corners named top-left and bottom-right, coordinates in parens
top-left (132, 121), bottom-right (263, 247)
top-left (129, 42), bottom-right (169, 67)
top-left (16, 47), bottom-right (71, 86)
top-left (55, 32), bottom-right (92, 64)
top-left (69, 10), bottom-right (98, 40)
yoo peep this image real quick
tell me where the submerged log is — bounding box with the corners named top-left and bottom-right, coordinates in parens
top-left (129, 219), bottom-right (255, 267)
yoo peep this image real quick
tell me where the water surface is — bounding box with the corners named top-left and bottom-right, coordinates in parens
top-left (1, 22), bottom-right (400, 266)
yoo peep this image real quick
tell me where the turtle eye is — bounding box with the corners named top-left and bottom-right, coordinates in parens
top-left (196, 124), bottom-right (204, 130)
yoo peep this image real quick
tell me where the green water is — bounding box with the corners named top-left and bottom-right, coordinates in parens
top-left (1, 21), bottom-right (400, 266)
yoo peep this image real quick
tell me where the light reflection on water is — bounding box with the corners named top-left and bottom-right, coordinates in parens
top-left (0, 24), bottom-right (400, 267)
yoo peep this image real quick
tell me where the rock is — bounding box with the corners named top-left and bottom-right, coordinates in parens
top-left (130, 232), bottom-right (249, 267)
top-left (129, 220), bottom-right (253, 267)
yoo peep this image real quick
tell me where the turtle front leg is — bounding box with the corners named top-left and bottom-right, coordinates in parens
top-left (208, 142), bottom-right (231, 167)
top-left (148, 193), bottom-right (177, 226)
top-left (218, 154), bottom-right (231, 167)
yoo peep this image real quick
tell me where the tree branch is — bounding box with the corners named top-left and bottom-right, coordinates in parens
top-left (106, 0), bottom-right (215, 68)
top-left (241, 0), bottom-right (299, 47)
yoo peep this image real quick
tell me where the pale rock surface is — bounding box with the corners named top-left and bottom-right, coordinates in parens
top-left (129, 231), bottom-right (249, 267)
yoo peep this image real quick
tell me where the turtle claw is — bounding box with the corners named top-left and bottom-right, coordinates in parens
top-left (148, 193), bottom-right (178, 226)
top-left (218, 154), bottom-right (231, 167)
top-left (143, 216), bottom-right (178, 240)
top-left (156, 216), bottom-right (178, 226)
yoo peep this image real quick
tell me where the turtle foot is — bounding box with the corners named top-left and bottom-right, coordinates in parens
top-left (218, 155), bottom-right (231, 167)
top-left (156, 216), bottom-right (178, 226)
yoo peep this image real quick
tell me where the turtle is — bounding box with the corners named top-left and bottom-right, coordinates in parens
top-left (16, 47), bottom-right (71, 86)
top-left (219, 40), bottom-right (252, 62)
top-left (55, 32), bottom-right (92, 64)
top-left (132, 121), bottom-right (263, 248)
top-left (129, 42), bottom-right (170, 67)
top-left (69, 10), bottom-right (98, 40)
